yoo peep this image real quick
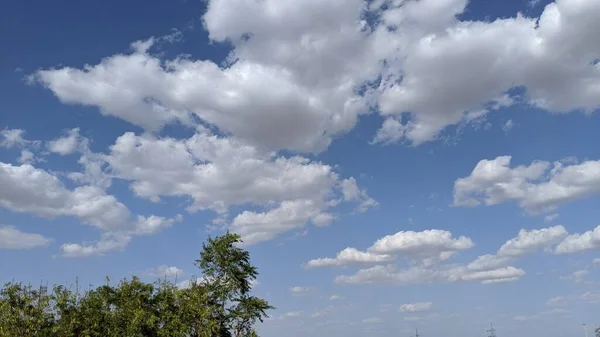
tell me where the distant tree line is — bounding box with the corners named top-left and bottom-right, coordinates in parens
top-left (0, 233), bottom-right (273, 337)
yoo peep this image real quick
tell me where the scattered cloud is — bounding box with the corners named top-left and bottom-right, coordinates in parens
top-left (502, 120), bottom-right (515, 132)
top-left (47, 128), bottom-right (83, 155)
top-left (454, 156), bottom-right (600, 213)
top-left (307, 229), bottom-right (472, 269)
top-left (560, 269), bottom-right (589, 284)
top-left (290, 286), bottom-right (315, 296)
top-left (547, 296), bottom-right (567, 306)
top-left (580, 291), bottom-right (600, 303)
top-left (555, 226), bottom-right (600, 254)
top-left (544, 213), bottom-right (560, 223)
top-left (60, 233), bottom-right (131, 258)
top-left (497, 226), bottom-right (568, 257)
top-left (0, 225), bottom-right (51, 249)
top-left (143, 265), bottom-right (184, 278)
top-left (399, 302), bottom-right (433, 313)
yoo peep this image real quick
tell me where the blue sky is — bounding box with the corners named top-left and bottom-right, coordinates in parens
top-left (1, 0), bottom-right (600, 336)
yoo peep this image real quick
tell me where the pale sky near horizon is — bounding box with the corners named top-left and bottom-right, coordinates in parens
top-left (1, 0), bottom-right (600, 336)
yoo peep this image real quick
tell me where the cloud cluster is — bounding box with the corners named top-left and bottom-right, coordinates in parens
top-left (32, 0), bottom-right (600, 149)
top-left (105, 131), bottom-right (375, 245)
top-left (313, 222), bottom-right (600, 286)
top-left (307, 228), bottom-right (526, 285)
top-left (0, 124), bottom-right (375, 255)
top-left (454, 156), bottom-right (600, 213)
top-left (306, 229), bottom-right (472, 268)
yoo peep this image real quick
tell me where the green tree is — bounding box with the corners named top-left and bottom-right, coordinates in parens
top-left (197, 232), bottom-right (274, 337)
top-left (0, 232), bottom-right (273, 337)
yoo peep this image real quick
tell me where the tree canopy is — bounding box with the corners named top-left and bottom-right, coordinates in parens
top-left (0, 232), bottom-right (273, 337)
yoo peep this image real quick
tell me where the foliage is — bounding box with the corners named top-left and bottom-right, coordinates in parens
top-left (0, 232), bottom-right (273, 337)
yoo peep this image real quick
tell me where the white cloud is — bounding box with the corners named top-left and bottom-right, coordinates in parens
top-left (467, 254), bottom-right (511, 272)
top-left (0, 162), bottom-right (179, 256)
top-left (329, 295), bottom-right (344, 301)
top-left (341, 177), bottom-right (378, 213)
top-left (0, 129), bottom-right (38, 149)
top-left (306, 247), bottom-right (393, 268)
top-left (580, 291), bottom-right (600, 303)
top-left (481, 276), bottom-right (520, 285)
top-left (453, 156), bottom-right (600, 213)
top-left (290, 286), bottom-right (314, 296)
top-left (17, 150), bottom-right (35, 164)
top-left (497, 225), bottom-right (568, 257)
top-left (33, 0), bottom-right (600, 150)
top-left (144, 265), bottom-right (184, 278)
top-left (560, 269), bottom-right (589, 283)
top-left (544, 213), bottom-right (560, 223)
top-left (466, 225), bottom-right (566, 277)
top-left (399, 302), bottom-right (432, 313)
top-left (593, 258), bottom-right (600, 266)
top-left (47, 128), bottom-right (82, 155)
top-left (0, 225), bottom-right (51, 249)
top-left (0, 162), bottom-right (175, 234)
top-left (368, 229), bottom-right (474, 256)
top-left (502, 119), bottom-right (515, 132)
top-left (362, 317), bottom-right (383, 324)
top-left (452, 266), bottom-right (525, 283)
top-left (105, 131), bottom-right (372, 245)
top-left (335, 264), bottom-right (525, 285)
top-left (60, 233), bottom-right (131, 258)
top-left (547, 296), bottom-right (566, 306)
top-left (555, 226), bottom-right (600, 254)
top-left (306, 229), bottom-right (472, 269)
top-left (230, 200), bottom-right (329, 246)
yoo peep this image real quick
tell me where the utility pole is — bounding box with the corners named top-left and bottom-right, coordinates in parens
top-left (415, 328), bottom-right (420, 337)
top-left (583, 323), bottom-right (589, 337)
top-left (487, 322), bottom-right (497, 337)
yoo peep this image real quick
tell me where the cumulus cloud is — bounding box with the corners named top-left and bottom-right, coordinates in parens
top-left (399, 302), bottom-right (433, 313)
top-left (105, 131), bottom-right (373, 245)
top-left (453, 156), bottom-right (600, 213)
top-left (0, 162), bottom-right (179, 256)
top-left (32, 0), bottom-right (600, 150)
top-left (306, 247), bottom-right (393, 268)
top-left (497, 225), bottom-right (568, 257)
top-left (368, 229), bottom-right (474, 256)
top-left (290, 286), bottom-right (315, 296)
top-left (467, 254), bottom-right (511, 272)
top-left (555, 226), bottom-right (600, 254)
top-left (17, 150), bottom-right (35, 164)
top-left (334, 264), bottom-right (524, 285)
top-left (61, 233), bottom-right (131, 258)
top-left (47, 128), bottom-right (83, 155)
top-left (466, 225), bottom-right (567, 276)
top-left (144, 265), bottom-right (184, 278)
top-left (306, 229), bottom-right (472, 268)
top-left (0, 225), bottom-right (51, 249)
